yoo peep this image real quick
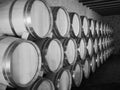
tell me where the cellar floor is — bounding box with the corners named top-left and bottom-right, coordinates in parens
top-left (6, 54), bottom-right (120, 90)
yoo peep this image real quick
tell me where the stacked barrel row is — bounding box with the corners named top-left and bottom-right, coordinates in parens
top-left (88, 19), bottom-right (113, 74)
top-left (0, 0), bottom-right (113, 90)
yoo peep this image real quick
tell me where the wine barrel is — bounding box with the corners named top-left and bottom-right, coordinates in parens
top-left (77, 38), bottom-right (87, 60)
top-left (100, 51), bottom-right (104, 64)
top-left (46, 68), bottom-right (72, 90)
top-left (95, 21), bottom-right (100, 37)
top-left (90, 55), bottom-right (96, 73)
top-left (93, 38), bottom-right (98, 54)
top-left (101, 38), bottom-right (104, 50)
top-left (108, 37), bottom-right (111, 48)
top-left (107, 26), bottom-right (110, 35)
top-left (109, 48), bottom-right (113, 57)
top-left (61, 38), bottom-right (77, 66)
top-left (83, 59), bottom-right (90, 78)
top-left (103, 24), bottom-right (107, 36)
top-left (71, 62), bottom-right (83, 87)
top-left (31, 78), bottom-right (55, 90)
top-left (81, 16), bottom-right (89, 37)
top-left (69, 12), bottom-right (81, 38)
top-left (103, 50), bottom-right (106, 61)
top-left (52, 7), bottom-right (70, 38)
top-left (106, 50), bottom-right (109, 59)
top-left (36, 39), bottom-right (64, 72)
top-left (0, 36), bottom-right (41, 87)
top-left (100, 22), bottom-right (103, 36)
top-left (105, 37), bottom-right (108, 49)
top-left (55, 69), bottom-right (72, 90)
top-left (108, 38), bottom-right (111, 47)
top-left (86, 38), bottom-right (94, 57)
top-left (98, 38), bottom-right (102, 51)
top-left (89, 19), bottom-right (95, 38)
top-left (102, 38), bottom-right (106, 50)
top-left (96, 53), bottom-right (100, 67)
top-left (107, 26), bottom-right (109, 35)
top-left (107, 38), bottom-right (109, 48)
top-left (0, 0), bottom-right (53, 39)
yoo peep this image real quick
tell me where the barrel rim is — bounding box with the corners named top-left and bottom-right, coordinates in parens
top-left (100, 22), bottom-right (103, 35)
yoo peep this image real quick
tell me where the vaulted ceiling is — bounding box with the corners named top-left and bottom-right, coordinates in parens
top-left (79, 0), bottom-right (120, 16)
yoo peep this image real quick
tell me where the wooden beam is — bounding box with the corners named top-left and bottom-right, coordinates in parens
top-left (83, 0), bottom-right (119, 6)
top-left (79, 0), bottom-right (104, 4)
top-left (90, 3), bottom-right (120, 9)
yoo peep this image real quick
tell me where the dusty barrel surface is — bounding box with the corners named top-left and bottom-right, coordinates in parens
top-left (0, 0), bottom-right (53, 39)
top-left (69, 12), bottom-right (81, 38)
top-left (31, 78), bottom-right (55, 90)
top-left (36, 38), bottom-right (64, 73)
top-left (52, 6), bottom-right (70, 38)
top-left (71, 62), bottom-right (83, 87)
top-left (61, 38), bottom-right (77, 66)
top-left (0, 36), bottom-right (41, 87)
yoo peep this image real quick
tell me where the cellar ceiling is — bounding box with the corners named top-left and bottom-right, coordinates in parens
top-left (79, 0), bottom-right (120, 16)
top-left (0, 0), bottom-right (120, 16)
